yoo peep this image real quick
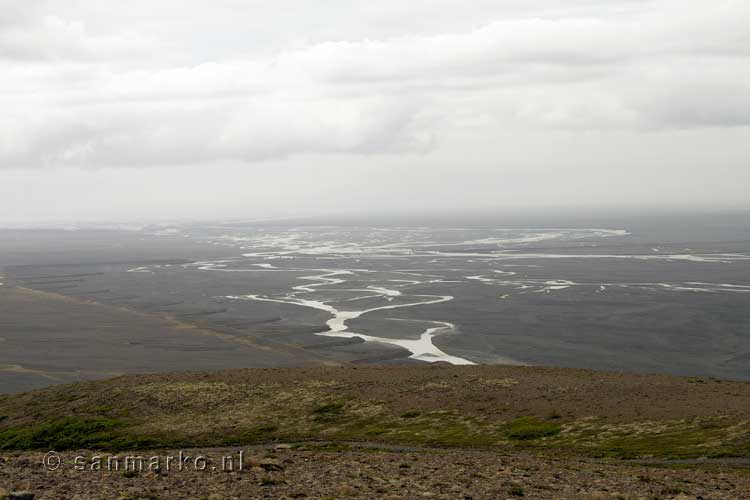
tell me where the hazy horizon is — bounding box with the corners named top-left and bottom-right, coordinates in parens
top-left (1, 0), bottom-right (749, 225)
top-left (2, 207), bottom-right (750, 231)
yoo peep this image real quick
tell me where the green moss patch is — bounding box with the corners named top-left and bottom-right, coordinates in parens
top-left (504, 417), bottom-right (562, 440)
top-left (549, 417), bottom-right (750, 459)
top-left (1, 369), bottom-right (749, 459)
top-left (0, 417), bottom-right (131, 450)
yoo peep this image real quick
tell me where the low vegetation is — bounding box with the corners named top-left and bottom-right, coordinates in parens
top-left (1, 365), bottom-right (749, 460)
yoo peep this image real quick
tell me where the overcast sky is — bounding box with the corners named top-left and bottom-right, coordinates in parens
top-left (1, 0), bottom-right (749, 225)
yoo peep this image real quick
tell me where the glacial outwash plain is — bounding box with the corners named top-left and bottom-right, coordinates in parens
top-left (4, 0), bottom-right (750, 496)
top-left (2, 215), bottom-right (750, 498)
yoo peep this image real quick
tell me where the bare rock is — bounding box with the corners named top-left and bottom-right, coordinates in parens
top-left (248, 456), bottom-right (285, 472)
top-left (337, 484), bottom-right (358, 496)
top-left (10, 492), bottom-right (35, 500)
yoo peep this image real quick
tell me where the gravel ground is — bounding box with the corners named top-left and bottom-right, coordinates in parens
top-left (2, 447), bottom-right (750, 500)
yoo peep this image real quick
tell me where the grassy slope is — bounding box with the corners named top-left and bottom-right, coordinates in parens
top-left (1, 365), bottom-right (749, 459)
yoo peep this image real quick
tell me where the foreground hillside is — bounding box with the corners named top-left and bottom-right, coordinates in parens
top-left (3, 365), bottom-right (750, 457)
top-left (2, 365), bottom-right (750, 498)
top-left (3, 446), bottom-right (749, 499)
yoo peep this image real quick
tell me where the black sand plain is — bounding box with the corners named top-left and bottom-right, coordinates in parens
top-left (1, 213), bottom-right (750, 392)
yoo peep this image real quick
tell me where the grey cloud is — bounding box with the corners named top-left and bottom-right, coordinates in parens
top-left (2, 1), bottom-right (749, 168)
top-left (0, 0), bottom-right (749, 224)
top-left (0, 13), bottom-right (154, 62)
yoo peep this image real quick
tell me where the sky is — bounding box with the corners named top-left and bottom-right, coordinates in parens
top-left (1, 0), bottom-right (749, 225)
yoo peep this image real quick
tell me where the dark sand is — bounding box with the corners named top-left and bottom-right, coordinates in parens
top-left (2, 218), bottom-right (750, 393)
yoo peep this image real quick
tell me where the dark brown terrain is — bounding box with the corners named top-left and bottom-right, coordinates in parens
top-left (2, 364), bottom-right (750, 499)
top-left (3, 446), bottom-right (750, 499)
